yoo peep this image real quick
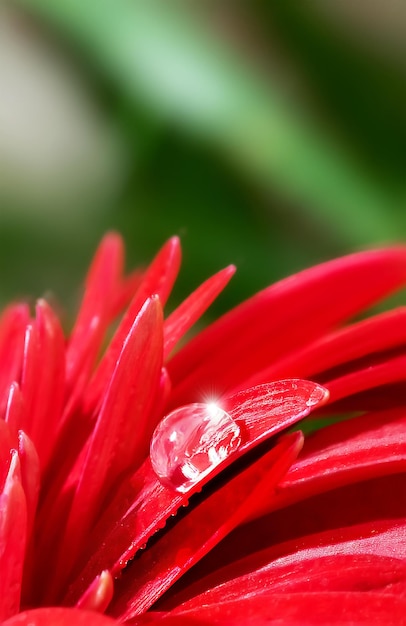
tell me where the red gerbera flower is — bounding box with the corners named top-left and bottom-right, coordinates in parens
top-left (1, 233), bottom-right (406, 625)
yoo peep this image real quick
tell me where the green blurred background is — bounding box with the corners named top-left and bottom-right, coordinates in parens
top-left (1, 0), bottom-right (405, 317)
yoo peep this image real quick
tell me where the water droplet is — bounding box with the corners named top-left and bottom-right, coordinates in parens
top-left (150, 402), bottom-right (241, 493)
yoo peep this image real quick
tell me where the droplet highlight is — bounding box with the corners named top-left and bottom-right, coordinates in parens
top-left (150, 402), bottom-right (241, 493)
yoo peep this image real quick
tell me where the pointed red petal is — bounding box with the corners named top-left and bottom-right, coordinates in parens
top-left (325, 353), bottom-right (406, 407)
top-left (0, 304), bottom-right (30, 418)
top-left (109, 269), bottom-right (144, 321)
top-left (20, 300), bottom-right (65, 469)
top-left (84, 237), bottom-right (181, 416)
top-left (236, 306), bottom-right (406, 392)
top-left (48, 297), bottom-right (163, 600)
top-left (0, 419), bottom-right (15, 491)
top-left (168, 247), bottom-right (406, 405)
top-left (76, 571), bottom-right (114, 613)
top-left (0, 450), bottom-right (27, 621)
top-left (163, 265), bottom-right (235, 359)
top-left (109, 433), bottom-right (302, 620)
top-left (4, 383), bottom-right (25, 438)
top-left (17, 431), bottom-right (40, 541)
top-left (66, 232), bottom-right (124, 392)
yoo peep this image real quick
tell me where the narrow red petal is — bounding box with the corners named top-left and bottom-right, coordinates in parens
top-left (0, 450), bottom-right (27, 621)
top-left (0, 304), bottom-right (29, 418)
top-left (0, 418), bottom-right (16, 491)
top-left (325, 353), bottom-right (406, 406)
top-left (163, 265), bottom-right (235, 360)
top-left (48, 297), bottom-right (163, 601)
top-left (109, 433), bottom-right (302, 620)
top-left (4, 383), bottom-right (25, 438)
top-left (76, 571), bottom-right (114, 613)
top-left (84, 236), bottom-right (181, 417)
top-left (109, 269), bottom-right (144, 321)
top-left (20, 300), bottom-right (65, 470)
top-left (66, 232), bottom-right (124, 393)
top-left (235, 306), bottom-right (406, 392)
top-left (168, 247), bottom-right (406, 405)
top-left (17, 431), bottom-right (40, 541)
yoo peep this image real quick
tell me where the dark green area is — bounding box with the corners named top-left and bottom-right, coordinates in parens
top-left (2, 0), bottom-right (405, 320)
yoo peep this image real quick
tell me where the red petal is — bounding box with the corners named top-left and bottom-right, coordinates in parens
top-left (108, 433), bottom-right (302, 620)
top-left (109, 269), bottom-right (144, 321)
top-left (263, 407), bottom-right (406, 515)
top-left (325, 353), bottom-right (406, 407)
top-left (163, 265), bottom-right (235, 359)
top-left (76, 571), bottom-right (114, 613)
top-left (0, 304), bottom-right (29, 418)
top-left (20, 300), bottom-right (65, 470)
top-left (2, 608), bottom-right (119, 626)
top-left (0, 419), bottom-right (14, 491)
top-left (168, 247), bottom-right (406, 405)
top-left (222, 380), bottom-right (328, 443)
top-left (17, 431), bottom-right (40, 541)
top-left (46, 297), bottom-right (163, 601)
top-left (84, 237), bottom-right (181, 417)
top-left (64, 381), bottom-right (326, 604)
top-left (168, 519), bottom-right (406, 611)
top-left (210, 470), bottom-right (406, 575)
top-left (235, 306), bottom-right (406, 392)
top-left (0, 450), bottom-right (27, 621)
top-left (4, 383), bottom-right (25, 438)
top-left (156, 590), bottom-right (406, 625)
top-left (66, 232), bottom-right (124, 394)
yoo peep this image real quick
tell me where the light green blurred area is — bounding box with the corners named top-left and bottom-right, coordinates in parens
top-left (1, 0), bottom-right (405, 316)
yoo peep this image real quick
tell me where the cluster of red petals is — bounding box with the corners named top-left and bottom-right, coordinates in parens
top-left (1, 233), bottom-right (406, 625)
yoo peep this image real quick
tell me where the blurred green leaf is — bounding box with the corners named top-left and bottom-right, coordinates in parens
top-left (255, 1), bottom-right (406, 185)
top-left (18, 0), bottom-right (405, 245)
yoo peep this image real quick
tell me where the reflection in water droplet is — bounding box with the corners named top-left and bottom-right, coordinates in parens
top-left (150, 403), bottom-right (241, 493)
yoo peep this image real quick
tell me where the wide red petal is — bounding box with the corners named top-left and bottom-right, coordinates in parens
top-left (234, 306), bottom-right (406, 392)
top-left (263, 407), bottom-right (406, 515)
top-left (2, 608), bottom-right (119, 626)
top-left (153, 590), bottom-right (406, 625)
top-left (168, 247), bottom-right (406, 405)
top-left (166, 518), bottom-right (406, 611)
top-left (108, 433), bottom-right (302, 620)
top-left (63, 381), bottom-right (326, 604)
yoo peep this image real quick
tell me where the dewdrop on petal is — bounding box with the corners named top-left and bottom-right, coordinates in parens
top-left (150, 402), bottom-right (242, 493)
